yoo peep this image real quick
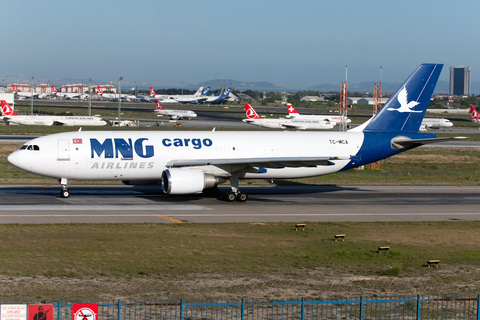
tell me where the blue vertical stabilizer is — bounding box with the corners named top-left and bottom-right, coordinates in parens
top-left (363, 64), bottom-right (443, 133)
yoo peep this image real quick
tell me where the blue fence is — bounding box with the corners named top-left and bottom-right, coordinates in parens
top-left (11, 295), bottom-right (480, 320)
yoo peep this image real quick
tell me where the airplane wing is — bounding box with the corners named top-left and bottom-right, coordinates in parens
top-left (166, 156), bottom-right (349, 169)
top-left (391, 136), bottom-right (467, 150)
top-left (282, 123), bottom-right (306, 130)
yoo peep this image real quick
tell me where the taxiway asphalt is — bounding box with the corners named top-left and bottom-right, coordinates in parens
top-left (0, 185), bottom-right (479, 224)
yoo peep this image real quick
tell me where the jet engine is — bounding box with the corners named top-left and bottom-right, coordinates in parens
top-left (161, 168), bottom-right (224, 194)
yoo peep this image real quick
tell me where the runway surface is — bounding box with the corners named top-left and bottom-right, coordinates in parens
top-left (0, 185), bottom-right (479, 223)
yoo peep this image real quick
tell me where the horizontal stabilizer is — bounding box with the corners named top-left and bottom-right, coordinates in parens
top-left (166, 156), bottom-right (349, 169)
top-left (391, 136), bottom-right (467, 150)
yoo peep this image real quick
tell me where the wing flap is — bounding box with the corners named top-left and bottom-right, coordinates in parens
top-left (166, 156), bottom-right (349, 168)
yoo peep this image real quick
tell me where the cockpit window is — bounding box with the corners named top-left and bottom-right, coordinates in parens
top-left (20, 145), bottom-right (40, 151)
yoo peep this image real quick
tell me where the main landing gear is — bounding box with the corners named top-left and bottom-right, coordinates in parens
top-left (59, 178), bottom-right (70, 198)
top-left (223, 175), bottom-right (248, 202)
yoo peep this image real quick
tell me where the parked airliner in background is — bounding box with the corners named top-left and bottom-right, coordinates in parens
top-left (51, 85), bottom-right (82, 99)
top-left (7, 64), bottom-right (464, 202)
top-left (154, 100), bottom-right (197, 120)
top-left (419, 118), bottom-right (453, 131)
top-left (243, 104), bottom-right (334, 130)
top-left (286, 103), bottom-right (351, 126)
top-left (204, 88), bottom-right (232, 104)
top-left (0, 100), bottom-right (107, 126)
top-left (97, 86), bottom-right (136, 101)
top-left (149, 86), bottom-right (210, 104)
top-left (149, 87), bottom-right (178, 104)
top-left (11, 84), bottom-right (41, 99)
top-left (470, 105), bottom-right (480, 125)
top-left (171, 87), bottom-right (211, 104)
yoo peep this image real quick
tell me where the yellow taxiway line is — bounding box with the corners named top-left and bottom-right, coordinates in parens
top-left (158, 215), bottom-right (185, 223)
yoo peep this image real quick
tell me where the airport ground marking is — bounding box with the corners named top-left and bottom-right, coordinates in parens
top-left (158, 215), bottom-right (185, 223)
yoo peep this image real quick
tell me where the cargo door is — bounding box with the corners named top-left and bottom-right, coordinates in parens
top-left (58, 139), bottom-right (70, 161)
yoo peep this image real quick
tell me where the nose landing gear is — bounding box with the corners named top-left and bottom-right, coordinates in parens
top-left (59, 178), bottom-right (70, 198)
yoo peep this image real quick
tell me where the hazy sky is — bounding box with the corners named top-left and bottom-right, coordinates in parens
top-left (3, 0), bottom-right (480, 89)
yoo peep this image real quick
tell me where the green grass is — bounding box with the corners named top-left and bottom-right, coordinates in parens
top-left (1, 222), bottom-right (473, 277)
top-left (1, 222), bottom-right (480, 300)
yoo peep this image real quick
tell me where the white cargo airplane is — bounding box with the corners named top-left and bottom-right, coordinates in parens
top-left (51, 85), bottom-right (82, 99)
top-left (7, 64), bottom-right (464, 201)
top-left (286, 103), bottom-right (351, 126)
top-left (0, 100), bottom-right (107, 126)
top-left (419, 118), bottom-right (453, 131)
top-left (242, 104), bottom-right (334, 130)
top-left (154, 99), bottom-right (197, 120)
top-left (470, 105), bottom-right (480, 125)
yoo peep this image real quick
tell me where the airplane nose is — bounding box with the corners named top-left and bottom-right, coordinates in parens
top-left (7, 151), bottom-right (21, 168)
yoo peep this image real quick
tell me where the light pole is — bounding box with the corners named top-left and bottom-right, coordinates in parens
top-left (88, 78), bottom-right (92, 116)
top-left (30, 76), bottom-right (34, 115)
top-left (118, 77), bottom-right (123, 123)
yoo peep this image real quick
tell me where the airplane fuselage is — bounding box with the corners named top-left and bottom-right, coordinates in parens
top-left (154, 109), bottom-right (197, 120)
top-left (7, 130), bottom-right (434, 182)
top-left (289, 114), bottom-right (351, 126)
top-left (4, 116), bottom-right (107, 126)
top-left (421, 118), bottom-right (453, 128)
top-left (243, 118), bottom-right (334, 130)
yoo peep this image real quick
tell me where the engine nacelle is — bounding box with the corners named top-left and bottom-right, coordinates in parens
top-left (161, 168), bottom-right (223, 194)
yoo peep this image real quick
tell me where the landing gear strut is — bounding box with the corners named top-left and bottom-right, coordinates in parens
top-left (59, 178), bottom-right (70, 198)
top-left (223, 175), bottom-right (248, 202)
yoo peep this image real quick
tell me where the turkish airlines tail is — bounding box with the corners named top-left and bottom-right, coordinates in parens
top-left (149, 87), bottom-right (156, 96)
top-left (155, 99), bottom-right (164, 110)
top-left (0, 100), bottom-right (18, 116)
top-left (11, 84), bottom-right (19, 93)
top-left (96, 85), bottom-right (104, 95)
top-left (244, 104), bottom-right (262, 119)
top-left (287, 103), bottom-right (299, 116)
top-left (470, 105), bottom-right (480, 123)
top-left (51, 85), bottom-right (59, 94)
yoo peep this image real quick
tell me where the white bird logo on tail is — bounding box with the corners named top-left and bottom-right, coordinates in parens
top-left (387, 86), bottom-right (421, 113)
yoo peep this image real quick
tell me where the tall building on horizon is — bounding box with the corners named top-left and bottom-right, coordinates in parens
top-left (449, 66), bottom-right (471, 96)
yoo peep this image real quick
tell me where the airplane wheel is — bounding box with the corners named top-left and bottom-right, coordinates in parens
top-left (224, 191), bottom-right (237, 202)
top-left (60, 190), bottom-right (70, 198)
top-left (236, 192), bottom-right (248, 202)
